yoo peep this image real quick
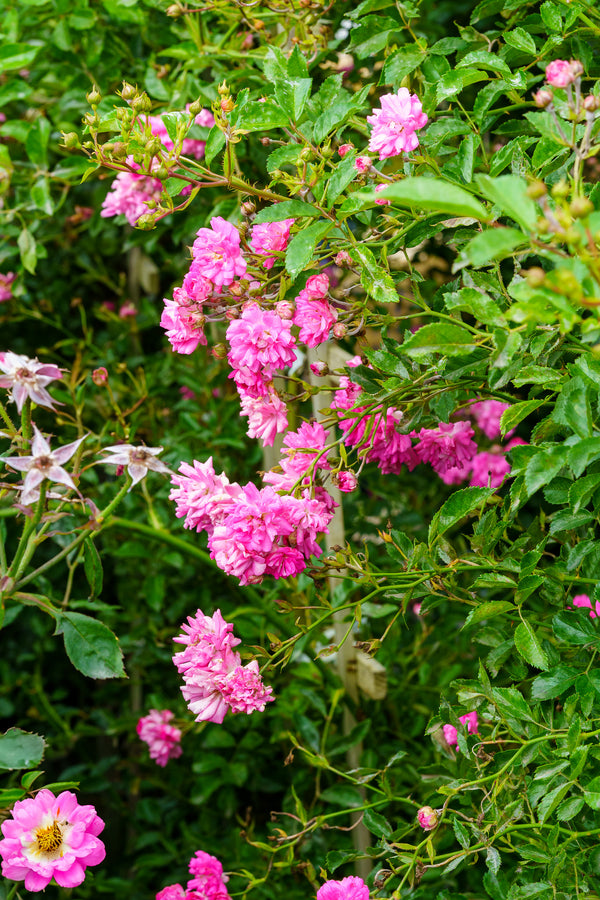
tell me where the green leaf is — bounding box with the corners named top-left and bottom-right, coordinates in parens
top-left (568, 473), bottom-right (600, 513)
top-left (204, 127), bottom-right (226, 167)
top-left (287, 46), bottom-right (309, 78)
top-left (233, 101), bottom-right (289, 133)
top-left (540, 1), bottom-right (563, 33)
top-left (363, 808), bottom-right (393, 838)
top-left (18, 228), bottom-right (37, 274)
top-left (83, 538), bottom-right (103, 600)
top-left (444, 288), bottom-right (506, 326)
top-left (531, 666), bottom-right (578, 700)
top-left (326, 849), bottom-right (363, 874)
top-left (456, 50), bottom-right (512, 76)
top-left (285, 220), bottom-right (331, 281)
top-left (254, 200), bottom-right (318, 224)
top-left (381, 44), bottom-right (427, 88)
top-left (514, 621), bottom-right (549, 670)
top-left (401, 323), bottom-right (477, 358)
top-left (524, 446), bottom-right (569, 499)
top-left (553, 377), bottom-right (593, 438)
top-left (475, 174), bottom-right (538, 231)
top-left (504, 28), bottom-right (537, 55)
top-left (553, 611), bottom-right (599, 647)
top-left (557, 796), bottom-right (584, 821)
top-left (350, 246), bottom-right (397, 304)
top-left (55, 612), bottom-right (126, 679)
top-left (429, 486), bottom-right (493, 543)
top-left (568, 436), bottom-right (600, 478)
top-left (463, 601), bottom-right (514, 629)
top-left (312, 84), bottom-right (370, 144)
top-left (21, 770), bottom-right (44, 790)
top-left (486, 847), bottom-right (501, 875)
top-left (460, 228), bottom-right (526, 267)
top-left (326, 151), bottom-right (358, 207)
top-left (0, 43), bottom-right (40, 73)
top-left (0, 729), bottom-right (45, 771)
top-left (491, 685), bottom-right (535, 722)
top-left (319, 784), bottom-right (364, 807)
top-left (538, 784), bottom-right (570, 824)
top-left (375, 177), bottom-right (489, 220)
top-left (511, 366), bottom-right (565, 388)
top-left (436, 68), bottom-right (488, 103)
top-left (25, 117), bottom-right (51, 168)
top-left (453, 818), bottom-right (471, 849)
top-left (274, 77), bottom-right (312, 122)
top-left (500, 399), bottom-right (541, 436)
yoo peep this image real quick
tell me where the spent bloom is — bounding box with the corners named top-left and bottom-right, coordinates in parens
top-left (2, 425), bottom-right (86, 506)
top-left (101, 443), bottom-right (172, 487)
top-left (0, 272), bottom-right (16, 301)
top-left (417, 806), bottom-right (439, 831)
top-left (250, 218), bottom-right (294, 269)
top-left (317, 876), bottom-right (369, 900)
top-left (443, 711), bottom-right (479, 747)
top-left (367, 88), bottom-right (428, 159)
top-left (0, 789), bottom-right (105, 892)
top-left (546, 59), bottom-right (578, 88)
top-left (192, 217), bottom-right (247, 288)
top-left (137, 709), bottom-right (182, 767)
top-left (0, 352), bottom-right (63, 413)
top-left (173, 608), bottom-right (274, 723)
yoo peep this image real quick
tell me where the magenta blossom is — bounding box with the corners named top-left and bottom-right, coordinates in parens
top-left (354, 155), bottom-right (372, 173)
top-left (173, 608), bottom-right (274, 724)
top-left (571, 594), bottom-right (600, 618)
top-left (443, 711), bottom-right (479, 747)
top-left (137, 709), bottom-right (182, 767)
top-left (100, 157), bottom-right (163, 226)
top-left (188, 850), bottom-right (230, 900)
top-left (469, 399), bottom-right (511, 440)
top-left (250, 218), bottom-right (294, 269)
top-left (317, 876), bottom-right (369, 900)
top-left (336, 470), bottom-right (358, 492)
top-left (367, 88), bottom-right (428, 159)
top-left (415, 421), bottom-right (477, 475)
top-left (2, 425), bottom-right (86, 506)
top-left (0, 789), bottom-right (105, 892)
top-left (0, 352), bottom-right (63, 413)
top-left (192, 217), bottom-right (247, 288)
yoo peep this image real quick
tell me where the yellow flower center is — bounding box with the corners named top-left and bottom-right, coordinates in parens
top-left (35, 821), bottom-right (63, 854)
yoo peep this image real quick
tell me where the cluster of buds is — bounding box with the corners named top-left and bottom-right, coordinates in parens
top-left (526, 177), bottom-right (596, 243)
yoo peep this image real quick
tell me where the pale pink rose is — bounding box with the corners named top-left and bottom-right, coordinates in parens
top-left (0, 351), bottom-right (63, 413)
top-left (0, 790), bottom-right (105, 891)
top-left (192, 217), bottom-right (247, 288)
top-left (305, 272), bottom-right (330, 298)
top-left (546, 59), bottom-right (576, 88)
top-left (354, 155), bottom-right (372, 173)
top-left (367, 88), bottom-right (428, 159)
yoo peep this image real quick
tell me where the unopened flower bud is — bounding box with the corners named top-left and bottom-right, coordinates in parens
top-left (551, 179), bottom-right (569, 200)
top-left (188, 98), bottom-right (203, 116)
top-left (417, 806), bottom-right (439, 831)
top-left (218, 81), bottom-right (230, 97)
top-left (354, 155), bottom-right (372, 174)
top-left (336, 470), bottom-right (358, 493)
top-left (570, 196), bottom-right (594, 219)
top-left (260, 137), bottom-right (271, 146)
top-left (564, 227), bottom-right (582, 245)
top-left (241, 33), bottom-right (254, 50)
top-left (533, 89), bottom-right (553, 108)
top-left (111, 142), bottom-right (127, 159)
top-left (220, 97), bottom-right (235, 113)
top-left (166, 3), bottom-right (183, 15)
top-left (310, 360), bottom-right (328, 377)
top-left (338, 143), bottom-right (353, 157)
top-left (135, 213), bottom-right (156, 230)
top-left (254, 19), bottom-right (264, 29)
top-left (120, 82), bottom-right (137, 101)
top-left (241, 200), bottom-right (256, 217)
top-left (212, 343), bottom-right (228, 359)
top-left (526, 180), bottom-right (547, 200)
top-left (583, 94), bottom-right (600, 112)
top-left (228, 282), bottom-right (244, 297)
top-left (86, 85), bottom-right (102, 106)
top-left (92, 367), bottom-right (108, 386)
top-left (145, 136), bottom-right (163, 155)
top-left (332, 322), bottom-right (347, 339)
top-left (569, 59), bottom-right (584, 78)
top-left (536, 217), bottom-right (550, 233)
top-left (526, 267), bottom-right (546, 287)
top-left (299, 147), bottom-right (313, 161)
top-left (276, 300), bottom-right (295, 320)
top-left (132, 93), bottom-right (153, 113)
top-left (61, 132), bottom-right (81, 149)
